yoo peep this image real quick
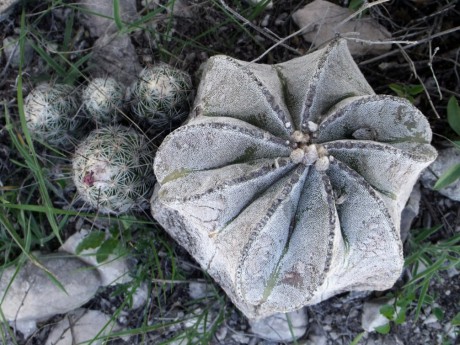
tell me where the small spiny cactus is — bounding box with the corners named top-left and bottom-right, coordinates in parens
top-left (24, 83), bottom-right (84, 148)
top-left (73, 126), bottom-right (156, 214)
top-left (129, 64), bottom-right (192, 129)
top-left (82, 77), bottom-right (125, 124)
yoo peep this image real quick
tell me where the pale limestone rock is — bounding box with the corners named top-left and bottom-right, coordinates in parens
top-left (249, 309), bottom-right (308, 342)
top-left (60, 230), bottom-right (132, 286)
top-left (151, 39), bottom-right (436, 318)
top-left (0, 254), bottom-right (101, 326)
top-left (3, 36), bottom-right (34, 68)
top-left (362, 298), bottom-right (399, 332)
top-left (293, 0), bottom-right (392, 56)
top-left (189, 281), bottom-right (212, 299)
top-left (88, 34), bottom-right (142, 86)
top-left (79, 0), bottom-right (139, 38)
top-left (45, 309), bottom-right (120, 345)
top-left (420, 146), bottom-right (460, 201)
top-left (0, 0), bottom-right (19, 21)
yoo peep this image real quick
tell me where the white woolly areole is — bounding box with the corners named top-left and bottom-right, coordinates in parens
top-left (146, 74), bottom-right (175, 99)
top-left (303, 144), bottom-right (318, 165)
top-left (315, 156), bottom-right (330, 171)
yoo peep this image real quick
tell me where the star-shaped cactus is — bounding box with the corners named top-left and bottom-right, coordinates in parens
top-left (151, 40), bottom-right (437, 319)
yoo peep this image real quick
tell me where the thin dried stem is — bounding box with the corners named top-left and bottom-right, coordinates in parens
top-left (218, 0), bottom-right (299, 55)
top-left (334, 0), bottom-right (390, 29)
top-left (359, 26), bottom-right (460, 66)
top-left (396, 43), bottom-right (441, 119)
top-left (428, 41), bottom-right (442, 100)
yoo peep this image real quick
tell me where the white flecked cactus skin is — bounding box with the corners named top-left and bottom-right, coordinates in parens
top-left (151, 39), bottom-right (437, 319)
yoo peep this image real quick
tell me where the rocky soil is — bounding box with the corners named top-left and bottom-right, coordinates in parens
top-left (0, 1), bottom-right (459, 344)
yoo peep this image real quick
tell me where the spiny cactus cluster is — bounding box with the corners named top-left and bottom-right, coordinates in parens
top-left (23, 64), bottom-right (191, 214)
top-left (129, 64), bottom-right (192, 129)
top-left (82, 77), bottom-right (125, 125)
top-left (24, 83), bottom-right (83, 148)
top-left (73, 125), bottom-right (156, 214)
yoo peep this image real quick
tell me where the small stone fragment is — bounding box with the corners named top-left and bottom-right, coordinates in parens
top-left (420, 146), bottom-right (460, 201)
top-left (307, 121), bottom-right (319, 133)
top-left (2, 36), bottom-right (34, 68)
top-left (249, 309), bottom-right (308, 342)
top-left (128, 282), bottom-right (149, 309)
top-left (362, 298), bottom-right (398, 332)
top-left (188, 281), bottom-right (211, 299)
top-left (292, 0), bottom-right (392, 56)
top-left (45, 309), bottom-right (120, 345)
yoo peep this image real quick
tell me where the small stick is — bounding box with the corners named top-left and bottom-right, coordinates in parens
top-left (428, 41), bottom-right (442, 100)
top-left (334, 0), bottom-right (390, 29)
top-left (359, 26), bottom-right (460, 66)
top-left (218, 0), bottom-right (298, 55)
top-left (248, 22), bottom-right (315, 64)
top-left (396, 43), bottom-right (440, 118)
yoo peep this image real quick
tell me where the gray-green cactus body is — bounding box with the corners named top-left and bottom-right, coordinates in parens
top-left (24, 83), bottom-right (84, 148)
top-left (151, 40), bottom-right (437, 318)
top-left (73, 126), bottom-right (156, 214)
top-left (82, 77), bottom-right (125, 124)
top-left (130, 64), bottom-right (192, 129)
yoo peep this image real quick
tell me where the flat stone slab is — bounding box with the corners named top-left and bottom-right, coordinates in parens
top-left (45, 308), bottom-right (120, 345)
top-left (0, 253), bottom-right (102, 324)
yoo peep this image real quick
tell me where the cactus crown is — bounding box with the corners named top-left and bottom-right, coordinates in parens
top-left (73, 126), bottom-right (156, 214)
top-left (82, 77), bottom-right (125, 124)
top-left (24, 83), bottom-right (83, 148)
top-left (130, 64), bottom-right (192, 129)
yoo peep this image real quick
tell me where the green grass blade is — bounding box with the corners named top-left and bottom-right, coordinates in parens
top-left (29, 40), bottom-right (66, 76)
top-left (113, 0), bottom-right (124, 31)
top-left (7, 10), bottom-right (62, 243)
top-left (349, 331), bottom-right (366, 345)
top-left (62, 8), bottom-right (75, 52)
top-left (413, 225), bottom-right (443, 243)
top-left (447, 96), bottom-right (460, 137)
top-left (433, 163), bottom-right (460, 190)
